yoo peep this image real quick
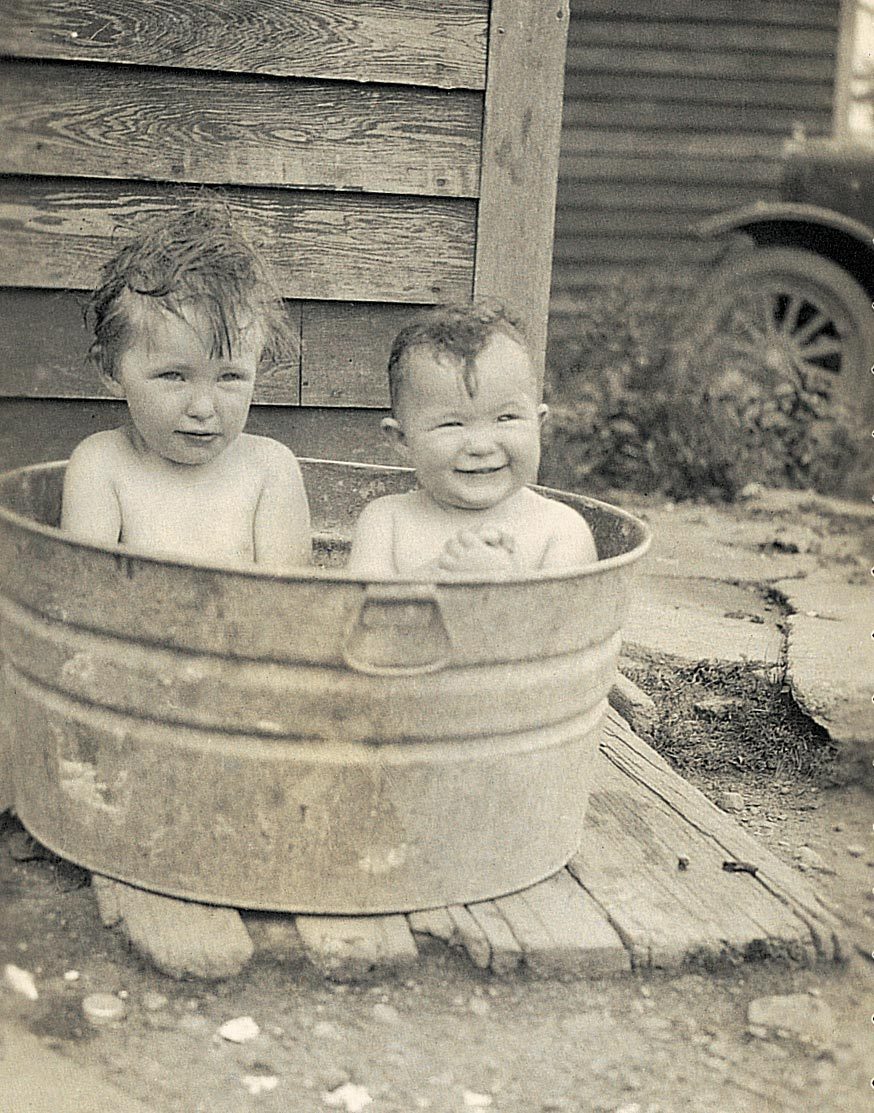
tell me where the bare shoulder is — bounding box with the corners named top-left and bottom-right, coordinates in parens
top-left (355, 491), bottom-right (408, 524)
top-left (525, 490), bottom-right (598, 567)
top-left (67, 428), bottom-right (130, 468)
top-left (238, 433), bottom-right (301, 469)
top-left (69, 425), bottom-right (128, 460)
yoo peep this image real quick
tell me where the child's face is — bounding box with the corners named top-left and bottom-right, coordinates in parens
top-left (386, 332), bottom-right (546, 511)
top-left (103, 303), bottom-right (260, 466)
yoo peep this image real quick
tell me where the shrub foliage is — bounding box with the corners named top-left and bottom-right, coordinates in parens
top-left (541, 285), bottom-right (866, 501)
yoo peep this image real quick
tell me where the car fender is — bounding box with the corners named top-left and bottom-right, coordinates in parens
top-left (694, 201), bottom-right (873, 245)
top-left (693, 202), bottom-right (874, 296)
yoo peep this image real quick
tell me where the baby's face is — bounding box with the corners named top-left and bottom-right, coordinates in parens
top-left (391, 332), bottom-right (545, 511)
top-left (104, 303), bottom-right (260, 466)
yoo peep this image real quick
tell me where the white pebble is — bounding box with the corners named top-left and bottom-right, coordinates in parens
top-left (241, 1074), bottom-right (278, 1096)
top-left (142, 991), bottom-right (168, 1011)
top-left (83, 992), bottom-right (126, 1024)
top-left (4, 964), bottom-right (38, 1001)
top-left (218, 1015), bottom-right (260, 1043)
top-left (323, 1082), bottom-right (373, 1112)
top-left (62, 970), bottom-right (80, 983)
top-left (372, 1002), bottom-right (400, 1024)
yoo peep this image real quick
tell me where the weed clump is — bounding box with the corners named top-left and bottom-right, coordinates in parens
top-left (622, 658), bottom-right (837, 779)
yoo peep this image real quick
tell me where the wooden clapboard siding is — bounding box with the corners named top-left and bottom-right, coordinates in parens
top-left (556, 182), bottom-right (770, 213)
top-left (0, 0), bottom-right (574, 431)
top-left (550, 0), bottom-right (842, 308)
top-left (559, 154), bottom-right (780, 188)
top-left (565, 45), bottom-right (834, 84)
top-left (560, 73), bottom-right (834, 112)
top-left (0, 60), bottom-right (482, 198)
top-left (573, 17), bottom-right (838, 55)
top-left (576, 0), bottom-right (841, 29)
top-left (301, 302), bottom-right (424, 409)
top-left (562, 98), bottom-right (833, 136)
top-left (0, 178), bottom-right (476, 304)
top-left (0, 289), bottom-right (303, 405)
top-left (1, 0), bottom-right (488, 89)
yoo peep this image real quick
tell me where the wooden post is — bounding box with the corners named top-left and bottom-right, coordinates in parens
top-left (473, 0), bottom-right (570, 381)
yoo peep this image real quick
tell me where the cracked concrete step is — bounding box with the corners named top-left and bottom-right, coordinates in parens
top-left (774, 577), bottom-right (872, 779)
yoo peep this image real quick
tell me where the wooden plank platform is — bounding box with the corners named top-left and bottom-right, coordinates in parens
top-left (91, 708), bottom-right (843, 981)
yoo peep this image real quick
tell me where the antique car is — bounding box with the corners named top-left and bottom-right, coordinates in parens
top-left (693, 137), bottom-right (874, 426)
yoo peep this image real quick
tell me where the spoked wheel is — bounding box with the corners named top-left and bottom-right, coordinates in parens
top-left (691, 246), bottom-right (874, 425)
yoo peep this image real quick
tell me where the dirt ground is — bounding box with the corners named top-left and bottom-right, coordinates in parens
top-left (1, 488), bottom-right (871, 1113)
top-left (1, 709), bottom-right (870, 1113)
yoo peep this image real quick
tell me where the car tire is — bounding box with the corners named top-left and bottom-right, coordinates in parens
top-left (686, 245), bottom-right (874, 426)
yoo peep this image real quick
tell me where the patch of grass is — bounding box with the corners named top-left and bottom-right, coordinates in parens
top-left (621, 658), bottom-right (837, 779)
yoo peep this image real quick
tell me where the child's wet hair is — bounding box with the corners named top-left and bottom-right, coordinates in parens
top-left (87, 201), bottom-right (290, 377)
top-left (387, 301), bottom-right (529, 413)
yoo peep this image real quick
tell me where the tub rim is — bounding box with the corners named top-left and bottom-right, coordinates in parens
top-left (0, 457), bottom-right (651, 585)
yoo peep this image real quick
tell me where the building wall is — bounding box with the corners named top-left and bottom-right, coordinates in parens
top-left (550, 0), bottom-right (842, 326)
top-left (0, 1), bottom-right (570, 469)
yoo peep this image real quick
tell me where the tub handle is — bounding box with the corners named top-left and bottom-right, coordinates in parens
top-left (343, 584), bottom-right (452, 675)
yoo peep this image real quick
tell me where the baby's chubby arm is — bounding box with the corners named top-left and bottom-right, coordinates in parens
top-left (538, 500), bottom-right (598, 570)
top-left (251, 439), bottom-right (312, 569)
top-left (347, 497), bottom-right (397, 578)
top-left (60, 433), bottom-right (122, 545)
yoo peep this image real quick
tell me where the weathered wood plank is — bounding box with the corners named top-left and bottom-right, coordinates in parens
top-left (572, 0), bottom-right (840, 31)
top-left (566, 46), bottom-right (834, 83)
top-left (571, 18), bottom-right (837, 56)
top-left (562, 97), bottom-right (832, 136)
top-left (243, 912), bottom-right (306, 964)
top-left (560, 132), bottom-right (780, 160)
top-left (554, 209), bottom-right (737, 237)
top-left (473, 0), bottom-right (570, 380)
top-left (558, 154), bottom-right (780, 188)
top-left (0, 0), bottom-right (488, 89)
top-left (295, 914), bottom-right (418, 981)
top-left (93, 877), bottom-right (255, 979)
top-left (301, 301), bottom-right (423, 409)
top-left (569, 759), bottom-right (818, 969)
top-left (447, 904), bottom-right (491, 970)
top-left (0, 179), bottom-right (476, 304)
top-left (590, 709), bottom-right (843, 962)
top-left (0, 289), bottom-right (302, 404)
top-left (494, 870), bottom-right (630, 978)
top-left (0, 61), bottom-right (482, 199)
top-left (466, 899), bottom-right (523, 974)
top-left (563, 73), bottom-right (834, 112)
top-left (551, 237), bottom-right (727, 266)
top-left (407, 907), bottom-right (456, 944)
top-left (555, 181), bottom-right (770, 213)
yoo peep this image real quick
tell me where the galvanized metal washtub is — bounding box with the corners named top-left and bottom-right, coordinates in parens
top-left (0, 459), bottom-right (650, 913)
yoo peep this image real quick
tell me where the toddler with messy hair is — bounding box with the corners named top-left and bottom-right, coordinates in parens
top-left (62, 202), bottom-right (311, 569)
top-left (349, 302), bottom-right (597, 578)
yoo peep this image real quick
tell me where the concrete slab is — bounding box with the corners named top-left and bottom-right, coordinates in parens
top-left (773, 575), bottom-right (871, 622)
top-left (624, 599), bottom-right (783, 664)
top-left (783, 612), bottom-right (871, 749)
top-left (637, 508), bottom-right (820, 583)
top-left (0, 1021), bottom-right (155, 1113)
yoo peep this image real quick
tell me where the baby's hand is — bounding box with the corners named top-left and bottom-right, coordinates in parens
top-left (436, 528), bottom-right (518, 577)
